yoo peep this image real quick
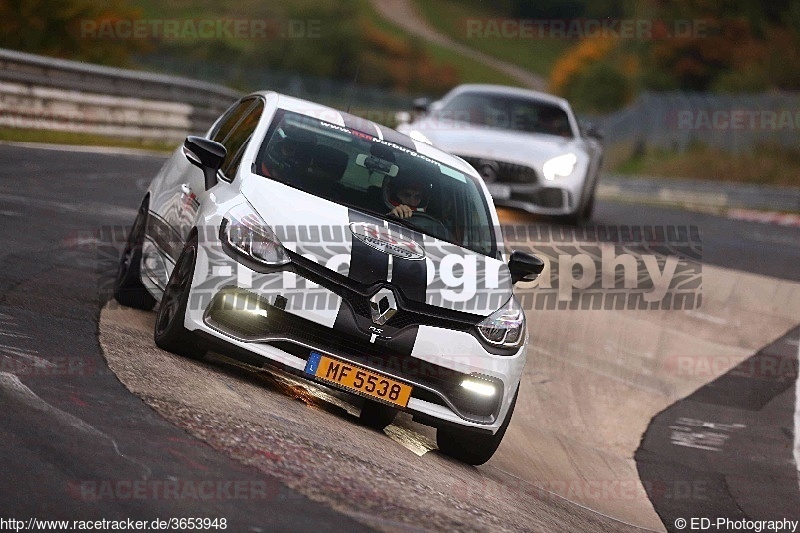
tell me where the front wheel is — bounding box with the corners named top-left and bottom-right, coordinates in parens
top-left (114, 200), bottom-right (156, 310)
top-left (154, 235), bottom-right (206, 360)
top-left (359, 401), bottom-right (397, 430)
top-left (577, 192), bottom-right (596, 224)
top-left (559, 190), bottom-right (596, 226)
top-left (436, 387), bottom-right (518, 465)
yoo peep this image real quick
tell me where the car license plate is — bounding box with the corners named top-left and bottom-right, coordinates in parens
top-left (305, 352), bottom-right (412, 407)
top-left (486, 184), bottom-right (511, 200)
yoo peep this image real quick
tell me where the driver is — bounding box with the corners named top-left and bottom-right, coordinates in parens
top-left (538, 108), bottom-right (571, 137)
top-left (384, 172), bottom-right (431, 219)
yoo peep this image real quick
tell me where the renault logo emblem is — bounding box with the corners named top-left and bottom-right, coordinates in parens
top-left (369, 288), bottom-right (397, 326)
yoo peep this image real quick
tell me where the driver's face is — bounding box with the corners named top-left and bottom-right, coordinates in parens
top-left (396, 187), bottom-right (423, 207)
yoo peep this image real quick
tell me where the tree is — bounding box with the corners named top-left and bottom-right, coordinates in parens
top-left (0, 0), bottom-right (150, 66)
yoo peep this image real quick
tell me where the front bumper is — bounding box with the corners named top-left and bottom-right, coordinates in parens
top-left (457, 155), bottom-right (586, 215)
top-left (181, 237), bottom-right (525, 433)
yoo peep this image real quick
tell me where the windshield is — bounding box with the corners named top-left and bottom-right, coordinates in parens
top-left (255, 109), bottom-right (497, 257)
top-left (434, 92), bottom-right (574, 137)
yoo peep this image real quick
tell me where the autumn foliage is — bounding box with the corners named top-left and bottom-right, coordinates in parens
top-left (0, 0), bottom-right (151, 66)
top-left (358, 19), bottom-right (459, 93)
top-left (549, 35), bottom-right (617, 95)
top-left (548, 0), bottom-right (800, 111)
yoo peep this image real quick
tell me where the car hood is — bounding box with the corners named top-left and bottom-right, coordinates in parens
top-left (406, 121), bottom-right (581, 167)
top-left (240, 177), bottom-right (513, 317)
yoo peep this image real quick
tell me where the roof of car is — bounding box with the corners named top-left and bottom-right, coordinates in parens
top-left (445, 84), bottom-right (571, 108)
top-left (249, 91), bottom-right (479, 178)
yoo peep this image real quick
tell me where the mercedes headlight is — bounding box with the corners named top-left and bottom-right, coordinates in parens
top-left (222, 203), bottom-right (290, 266)
top-left (477, 296), bottom-right (526, 348)
top-left (542, 153), bottom-right (577, 181)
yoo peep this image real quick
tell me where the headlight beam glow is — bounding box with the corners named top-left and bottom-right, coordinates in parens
top-left (542, 153), bottom-right (577, 181)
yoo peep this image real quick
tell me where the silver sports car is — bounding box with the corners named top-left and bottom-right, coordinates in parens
top-left (397, 84), bottom-right (603, 224)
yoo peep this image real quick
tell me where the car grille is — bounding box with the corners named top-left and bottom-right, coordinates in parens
top-left (458, 156), bottom-right (538, 184)
top-left (289, 252), bottom-right (480, 333)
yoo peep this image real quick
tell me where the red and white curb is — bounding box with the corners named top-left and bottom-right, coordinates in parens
top-left (727, 208), bottom-right (800, 228)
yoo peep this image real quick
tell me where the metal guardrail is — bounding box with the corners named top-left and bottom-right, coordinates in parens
top-left (0, 48), bottom-right (417, 141)
top-left (0, 47), bottom-right (241, 138)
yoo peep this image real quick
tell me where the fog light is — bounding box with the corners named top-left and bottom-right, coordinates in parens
top-left (460, 378), bottom-right (496, 397)
top-left (248, 307), bottom-right (269, 318)
top-left (219, 291), bottom-right (269, 317)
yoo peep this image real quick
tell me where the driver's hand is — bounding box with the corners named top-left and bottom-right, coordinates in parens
top-left (388, 204), bottom-right (413, 219)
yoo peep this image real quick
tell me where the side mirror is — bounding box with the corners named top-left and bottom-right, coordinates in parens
top-left (183, 136), bottom-right (227, 190)
top-left (413, 97), bottom-right (431, 114)
top-left (508, 251), bottom-right (544, 284)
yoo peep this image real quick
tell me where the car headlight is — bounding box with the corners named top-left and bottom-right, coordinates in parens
top-left (542, 153), bottom-right (577, 181)
top-left (222, 203), bottom-right (290, 266)
top-left (477, 296), bottom-right (526, 348)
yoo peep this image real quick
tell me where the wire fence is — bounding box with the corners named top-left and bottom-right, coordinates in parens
top-left (599, 92), bottom-right (800, 166)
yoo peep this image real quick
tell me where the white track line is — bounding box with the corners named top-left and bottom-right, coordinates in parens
top-left (727, 208), bottom-right (800, 228)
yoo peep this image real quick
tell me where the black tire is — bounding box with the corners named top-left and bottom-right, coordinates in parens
top-left (114, 199), bottom-right (157, 310)
top-left (559, 193), bottom-right (594, 226)
top-left (580, 191), bottom-right (596, 221)
top-left (154, 235), bottom-right (206, 360)
top-left (436, 387), bottom-right (518, 465)
top-left (359, 401), bottom-right (397, 430)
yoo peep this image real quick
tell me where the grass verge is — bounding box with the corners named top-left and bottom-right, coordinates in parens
top-left (614, 144), bottom-right (800, 187)
top-left (0, 128), bottom-right (176, 153)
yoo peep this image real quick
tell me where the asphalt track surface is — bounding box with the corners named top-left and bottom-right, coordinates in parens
top-left (637, 326), bottom-right (800, 531)
top-left (0, 144), bottom-right (367, 532)
top-left (1, 142), bottom-right (798, 531)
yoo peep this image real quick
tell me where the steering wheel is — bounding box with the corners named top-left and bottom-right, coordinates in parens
top-left (405, 211), bottom-right (451, 240)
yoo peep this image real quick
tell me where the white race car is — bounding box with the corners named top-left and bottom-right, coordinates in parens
top-left (397, 84), bottom-right (604, 224)
top-left (114, 92), bottom-right (543, 464)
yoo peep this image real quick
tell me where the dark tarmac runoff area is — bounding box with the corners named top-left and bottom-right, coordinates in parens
top-left (0, 142), bottom-right (798, 531)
